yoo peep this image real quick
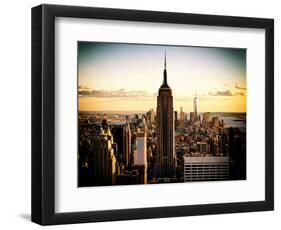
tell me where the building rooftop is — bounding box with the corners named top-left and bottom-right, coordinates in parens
top-left (184, 155), bottom-right (229, 163)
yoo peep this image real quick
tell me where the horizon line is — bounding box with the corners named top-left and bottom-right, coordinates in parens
top-left (78, 110), bottom-right (246, 113)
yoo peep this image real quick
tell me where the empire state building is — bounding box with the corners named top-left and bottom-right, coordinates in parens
top-left (155, 53), bottom-right (175, 178)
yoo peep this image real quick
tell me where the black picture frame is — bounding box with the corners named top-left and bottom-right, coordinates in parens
top-left (31, 4), bottom-right (274, 225)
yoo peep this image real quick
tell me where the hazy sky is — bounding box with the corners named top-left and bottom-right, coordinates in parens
top-left (78, 42), bottom-right (246, 112)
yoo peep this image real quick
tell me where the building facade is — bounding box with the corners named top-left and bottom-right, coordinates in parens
top-left (193, 93), bottom-right (199, 120)
top-left (183, 156), bottom-right (229, 182)
top-left (155, 53), bottom-right (175, 178)
top-left (202, 112), bottom-right (211, 127)
top-left (134, 131), bottom-right (147, 166)
top-left (91, 119), bottom-right (118, 185)
top-left (112, 123), bottom-right (131, 168)
top-left (190, 112), bottom-right (196, 123)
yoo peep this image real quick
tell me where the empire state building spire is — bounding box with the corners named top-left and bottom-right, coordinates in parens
top-left (164, 51), bottom-right (167, 69)
top-left (161, 52), bottom-right (169, 88)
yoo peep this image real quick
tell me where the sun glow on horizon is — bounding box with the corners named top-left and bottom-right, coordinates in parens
top-left (78, 42), bottom-right (246, 113)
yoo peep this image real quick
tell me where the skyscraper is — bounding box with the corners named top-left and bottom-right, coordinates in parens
top-left (202, 112), bottom-right (211, 127)
top-left (111, 123), bottom-right (131, 168)
top-left (155, 53), bottom-right (175, 178)
top-left (133, 131), bottom-right (147, 184)
top-left (180, 106), bottom-right (184, 121)
top-left (91, 119), bottom-right (117, 185)
top-left (190, 112), bottom-right (196, 123)
top-left (174, 111), bottom-right (178, 131)
top-left (193, 93), bottom-right (199, 120)
top-left (134, 131), bottom-right (147, 166)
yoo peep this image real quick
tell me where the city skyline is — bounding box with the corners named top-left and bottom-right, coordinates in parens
top-left (78, 47), bottom-right (247, 187)
top-left (78, 42), bottom-right (246, 113)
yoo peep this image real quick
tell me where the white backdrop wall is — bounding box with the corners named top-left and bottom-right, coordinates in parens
top-left (0, 0), bottom-right (279, 229)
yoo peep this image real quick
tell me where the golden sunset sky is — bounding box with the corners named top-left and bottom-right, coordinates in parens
top-left (78, 42), bottom-right (246, 113)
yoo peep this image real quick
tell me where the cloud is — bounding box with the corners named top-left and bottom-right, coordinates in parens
top-left (208, 89), bottom-right (246, 97)
top-left (209, 90), bottom-right (233, 96)
top-left (78, 87), bottom-right (153, 98)
top-left (78, 85), bottom-right (90, 90)
top-left (235, 92), bottom-right (246, 96)
top-left (235, 85), bottom-right (247, 90)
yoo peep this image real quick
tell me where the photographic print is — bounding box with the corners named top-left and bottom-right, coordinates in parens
top-left (78, 42), bottom-right (246, 187)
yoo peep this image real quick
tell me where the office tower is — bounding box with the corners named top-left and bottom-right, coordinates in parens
top-left (112, 123), bottom-right (131, 168)
top-left (228, 127), bottom-right (246, 180)
top-left (111, 126), bottom-right (123, 163)
top-left (149, 108), bottom-right (155, 123)
top-left (228, 127), bottom-right (235, 160)
top-left (184, 113), bottom-right (188, 122)
top-left (220, 119), bottom-right (224, 127)
top-left (180, 106), bottom-right (184, 121)
top-left (193, 93), bottom-right (199, 120)
top-left (190, 112), bottom-right (196, 123)
top-left (202, 112), bottom-right (211, 127)
top-left (210, 140), bottom-right (218, 156)
top-left (134, 131), bottom-right (147, 166)
top-left (196, 141), bottom-right (210, 154)
top-left (174, 111), bottom-right (178, 131)
top-left (132, 131), bottom-right (147, 184)
top-left (141, 115), bottom-right (147, 131)
top-left (125, 123), bottom-right (131, 167)
top-left (91, 119), bottom-right (117, 185)
top-left (146, 109), bottom-right (155, 128)
top-left (212, 116), bottom-right (220, 128)
top-left (183, 156), bottom-right (229, 182)
top-left (232, 136), bottom-right (246, 179)
top-left (155, 53), bottom-right (175, 178)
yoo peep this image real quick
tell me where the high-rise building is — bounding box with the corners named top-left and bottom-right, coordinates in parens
top-left (155, 53), bottom-right (175, 178)
top-left (146, 109), bottom-right (155, 127)
top-left (174, 111), bottom-right (178, 131)
top-left (228, 127), bottom-right (235, 160)
top-left (183, 156), bottom-right (229, 182)
top-left (134, 131), bottom-right (147, 166)
top-left (193, 93), bottom-right (199, 120)
top-left (202, 112), bottom-right (211, 127)
top-left (149, 108), bottom-right (155, 123)
top-left (180, 106), bottom-right (184, 121)
top-left (133, 131), bottom-right (147, 184)
top-left (228, 128), bottom-right (246, 180)
top-left (196, 141), bottom-right (210, 154)
top-left (212, 116), bottom-right (220, 128)
top-left (210, 141), bottom-right (218, 155)
top-left (91, 119), bottom-right (117, 185)
top-left (190, 112), bottom-right (196, 123)
top-left (112, 123), bottom-right (131, 168)
top-left (141, 115), bottom-right (147, 131)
